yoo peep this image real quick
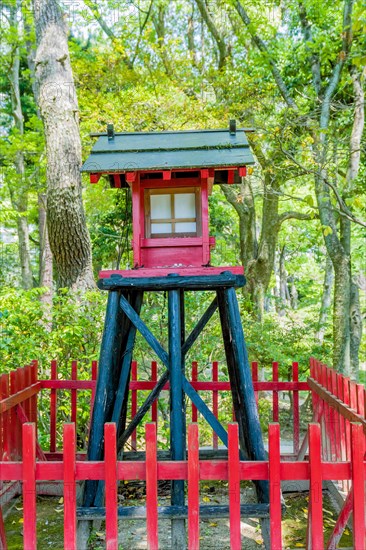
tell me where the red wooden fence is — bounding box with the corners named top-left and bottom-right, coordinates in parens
top-left (1, 358), bottom-right (366, 549)
top-left (0, 420), bottom-right (365, 549)
top-left (1, 359), bottom-right (306, 454)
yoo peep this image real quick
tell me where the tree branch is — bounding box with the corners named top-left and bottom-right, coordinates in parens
top-left (84, 0), bottom-right (133, 69)
top-left (194, 0), bottom-right (229, 69)
top-left (298, 1), bottom-right (322, 95)
top-left (277, 211), bottom-right (314, 226)
top-left (235, 1), bottom-right (298, 109)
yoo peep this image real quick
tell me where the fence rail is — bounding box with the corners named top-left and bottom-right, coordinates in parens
top-left (0, 359), bottom-right (308, 456)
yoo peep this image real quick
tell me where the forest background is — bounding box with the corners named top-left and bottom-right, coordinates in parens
top-left (0, 0), bottom-right (365, 391)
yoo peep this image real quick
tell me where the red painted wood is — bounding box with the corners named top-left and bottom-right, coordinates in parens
top-left (23, 366), bottom-right (31, 424)
top-left (309, 423), bottom-right (324, 549)
top-left (269, 424), bottom-right (282, 549)
top-left (151, 361), bottom-right (157, 423)
top-left (251, 362), bottom-right (258, 407)
top-left (9, 371), bottom-right (19, 459)
top-left (50, 360), bottom-right (57, 453)
top-left (228, 423), bottom-right (241, 549)
top-left (351, 423), bottom-right (365, 550)
top-left (0, 383), bottom-right (41, 414)
top-left (191, 362), bottom-right (198, 422)
top-left (0, 374), bottom-right (9, 461)
top-left (126, 380), bottom-right (308, 392)
top-left (331, 369), bottom-right (340, 462)
top-left (41, 380), bottom-right (95, 390)
top-left (90, 173), bottom-right (101, 183)
top-left (90, 361), bottom-right (98, 434)
top-left (292, 362), bottom-right (300, 455)
top-left (337, 373), bottom-right (347, 462)
top-left (272, 362), bottom-right (279, 422)
top-left (146, 423), bottom-right (158, 550)
top-left (131, 178), bottom-right (142, 266)
top-left (327, 369), bottom-right (336, 460)
top-left (22, 423), bottom-right (36, 550)
top-left (356, 384), bottom-right (365, 417)
top-left (212, 361), bottom-right (218, 449)
top-left (188, 423), bottom-right (200, 550)
top-left (71, 361), bottom-right (77, 425)
top-left (99, 265), bottom-right (244, 279)
top-left (30, 361), bottom-right (38, 426)
top-left (105, 423), bottom-right (118, 550)
top-left (131, 361), bottom-right (137, 451)
top-left (63, 423), bottom-right (76, 550)
top-left (343, 378), bottom-right (351, 468)
top-left (16, 405), bottom-right (46, 461)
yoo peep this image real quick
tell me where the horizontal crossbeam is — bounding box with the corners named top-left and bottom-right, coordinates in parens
top-left (99, 272), bottom-right (245, 291)
top-left (77, 503), bottom-right (270, 520)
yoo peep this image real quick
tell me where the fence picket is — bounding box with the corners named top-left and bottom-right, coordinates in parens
top-left (292, 362), bottom-right (299, 455)
top-left (351, 423), bottom-right (365, 550)
top-left (188, 423), bottom-right (200, 550)
top-left (269, 423), bottom-right (282, 549)
top-left (272, 362), bottom-right (279, 422)
top-left (105, 423), bottom-right (118, 550)
top-left (50, 360), bottom-right (57, 453)
top-left (228, 423), bottom-right (241, 550)
top-left (63, 423), bottom-right (76, 550)
top-left (212, 361), bottom-right (218, 449)
top-left (22, 423), bottom-right (36, 550)
top-left (71, 361), bottom-right (77, 425)
top-left (308, 423), bottom-right (323, 549)
top-left (146, 423), bottom-right (158, 550)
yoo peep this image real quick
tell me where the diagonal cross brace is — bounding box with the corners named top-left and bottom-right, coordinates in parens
top-left (119, 294), bottom-right (228, 448)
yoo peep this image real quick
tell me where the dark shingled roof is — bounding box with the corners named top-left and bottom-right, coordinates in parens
top-left (81, 128), bottom-right (255, 173)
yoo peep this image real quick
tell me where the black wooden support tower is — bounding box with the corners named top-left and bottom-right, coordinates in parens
top-left (80, 271), bottom-right (270, 549)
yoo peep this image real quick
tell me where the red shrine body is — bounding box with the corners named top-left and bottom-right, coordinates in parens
top-left (82, 125), bottom-right (254, 277)
top-left (131, 170), bottom-right (212, 270)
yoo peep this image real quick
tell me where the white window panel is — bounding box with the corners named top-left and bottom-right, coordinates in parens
top-left (151, 222), bottom-right (172, 234)
top-left (175, 193), bottom-right (196, 219)
top-left (150, 194), bottom-right (171, 219)
top-left (175, 222), bottom-right (197, 233)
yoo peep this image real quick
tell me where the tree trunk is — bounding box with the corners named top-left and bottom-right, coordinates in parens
top-left (7, 3), bottom-right (33, 290)
top-left (316, 254), bottom-right (334, 343)
top-left (38, 194), bottom-right (53, 326)
top-left (32, 0), bottom-right (95, 291)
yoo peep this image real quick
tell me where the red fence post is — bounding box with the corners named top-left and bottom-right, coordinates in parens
top-left (71, 361), bottom-right (77, 426)
top-left (63, 423), bottom-right (76, 550)
top-left (105, 423), bottom-right (118, 550)
top-left (272, 362), bottom-right (279, 422)
top-left (30, 361), bottom-right (38, 426)
top-left (351, 423), bottom-right (365, 550)
top-left (50, 360), bottom-right (57, 453)
top-left (10, 371), bottom-right (19, 459)
top-left (191, 362), bottom-right (198, 422)
top-left (22, 423), bottom-right (36, 550)
top-left (212, 361), bottom-right (218, 449)
top-left (228, 423), bottom-right (241, 550)
top-left (91, 360), bottom-right (98, 413)
top-left (308, 423), bottom-right (324, 549)
top-left (269, 423), bottom-right (282, 549)
top-left (151, 361), bottom-right (158, 423)
top-left (292, 362), bottom-right (299, 455)
top-left (146, 423), bottom-right (158, 550)
top-left (188, 423), bottom-right (200, 550)
top-left (251, 362), bottom-right (258, 407)
top-left (0, 374), bottom-right (9, 461)
top-left (131, 361), bottom-right (137, 451)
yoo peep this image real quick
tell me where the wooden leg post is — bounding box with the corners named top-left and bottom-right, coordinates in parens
top-left (168, 287), bottom-right (186, 550)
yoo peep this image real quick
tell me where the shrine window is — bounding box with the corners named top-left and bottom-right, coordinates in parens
top-left (145, 187), bottom-right (201, 238)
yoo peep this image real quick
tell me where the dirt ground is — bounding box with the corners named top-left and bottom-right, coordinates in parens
top-left (3, 481), bottom-right (353, 549)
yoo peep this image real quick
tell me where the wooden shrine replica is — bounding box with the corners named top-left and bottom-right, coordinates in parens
top-left (81, 122), bottom-right (270, 547)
